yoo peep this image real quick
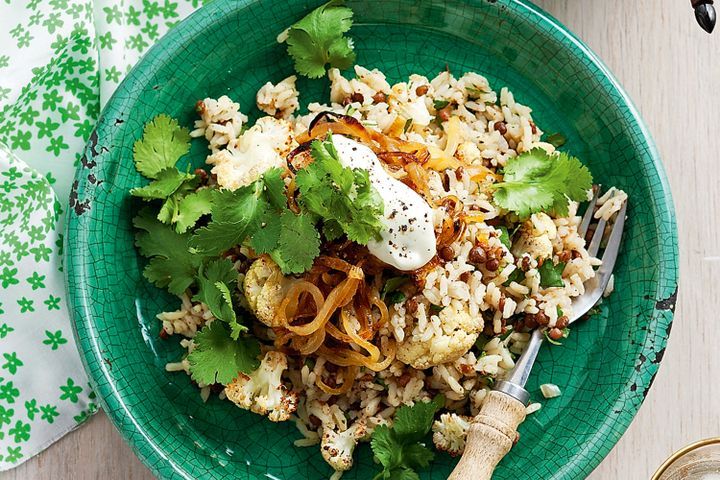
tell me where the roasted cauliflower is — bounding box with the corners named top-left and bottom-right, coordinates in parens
top-left (432, 412), bottom-right (472, 456)
top-left (397, 304), bottom-right (482, 369)
top-left (243, 255), bottom-right (293, 328)
top-left (224, 350), bottom-right (298, 422)
top-left (320, 421), bottom-right (367, 472)
top-left (511, 212), bottom-right (557, 260)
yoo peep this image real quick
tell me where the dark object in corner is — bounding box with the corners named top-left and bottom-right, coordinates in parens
top-left (692, 0), bottom-right (716, 33)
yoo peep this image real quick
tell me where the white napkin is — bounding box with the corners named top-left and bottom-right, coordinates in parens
top-left (0, 145), bottom-right (95, 469)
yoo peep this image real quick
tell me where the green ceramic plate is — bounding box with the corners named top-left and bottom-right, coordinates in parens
top-left (65, 1), bottom-right (678, 479)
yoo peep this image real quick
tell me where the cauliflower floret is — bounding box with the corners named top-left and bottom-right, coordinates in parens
top-left (432, 413), bottom-right (472, 456)
top-left (243, 255), bottom-right (293, 327)
top-left (320, 421), bottom-right (367, 472)
top-left (397, 304), bottom-right (482, 369)
top-left (511, 212), bottom-right (557, 260)
top-left (224, 351), bottom-right (298, 421)
top-left (256, 75), bottom-right (300, 119)
top-left (207, 116), bottom-right (294, 190)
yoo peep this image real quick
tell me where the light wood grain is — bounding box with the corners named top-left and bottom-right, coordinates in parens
top-left (3, 1), bottom-right (719, 479)
top-left (449, 391), bottom-right (527, 480)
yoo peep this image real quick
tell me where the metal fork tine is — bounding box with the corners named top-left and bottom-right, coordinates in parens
top-left (579, 185), bottom-right (601, 238)
top-left (597, 200), bottom-right (627, 275)
top-left (587, 217), bottom-right (607, 257)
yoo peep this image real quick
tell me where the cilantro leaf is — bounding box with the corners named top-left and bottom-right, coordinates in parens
top-left (133, 208), bottom-right (205, 295)
top-left (296, 135), bottom-right (384, 245)
top-left (538, 260), bottom-right (565, 288)
top-left (393, 395), bottom-right (444, 443)
top-left (130, 168), bottom-right (195, 199)
top-left (191, 182), bottom-right (267, 255)
top-left (133, 114), bottom-right (191, 179)
top-left (382, 276), bottom-right (409, 305)
top-left (286, 0), bottom-right (356, 78)
top-left (249, 203), bottom-right (283, 255)
top-left (193, 259), bottom-right (246, 338)
top-left (322, 219), bottom-right (344, 241)
top-left (497, 226), bottom-right (512, 249)
top-left (272, 210), bottom-right (321, 274)
top-left (262, 167), bottom-right (288, 211)
top-left (370, 396), bottom-right (444, 480)
top-left (491, 148), bottom-right (592, 217)
top-left (187, 322), bottom-right (261, 385)
top-left (503, 268), bottom-right (525, 287)
top-left (173, 188), bottom-right (213, 233)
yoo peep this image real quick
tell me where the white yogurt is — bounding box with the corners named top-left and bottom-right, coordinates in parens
top-left (331, 135), bottom-right (436, 271)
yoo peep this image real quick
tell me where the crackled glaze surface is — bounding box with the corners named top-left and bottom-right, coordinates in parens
top-left (65, 1), bottom-right (678, 479)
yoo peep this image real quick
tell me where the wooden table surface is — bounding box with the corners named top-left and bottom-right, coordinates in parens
top-left (4, 1), bottom-right (719, 478)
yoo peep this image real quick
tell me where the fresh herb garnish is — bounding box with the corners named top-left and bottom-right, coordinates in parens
top-left (428, 304), bottom-right (444, 315)
top-left (189, 168), bottom-right (321, 274)
top-left (491, 148), bottom-right (592, 217)
top-left (130, 115), bottom-right (212, 233)
top-left (497, 226), bottom-right (512, 249)
top-left (131, 114), bottom-right (191, 179)
top-left (474, 334), bottom-right (491, 350)
top-left (296, 134), bottom-right (385, 245)
top-left (433, 99), bottom-right (450, 110)
top-left (187, 321), bottom-right (261, 385)
top-left (286, 0), bottom-right (356, 79)
top-left (466, 85), bottom-right (483, 98)
top-left (133, 207), bottom-right (207, 296)
top-left (370, 396), bottom-right (445, 480)
top-left (538, 260), bottom-right (565, 288)
top-left (546, 132), bottom-right (567, 148)
top-left (403, 118), bottom-right (413, 133)
top-left (381, 274), bottom-right (409, 305)
top-left (503, 268), bottom-right (524, 287)
top-left (193, 258), bottom-right (246, 339)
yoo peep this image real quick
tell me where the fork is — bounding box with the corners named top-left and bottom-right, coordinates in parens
top-left (448, 187), bottom-right (628, 480)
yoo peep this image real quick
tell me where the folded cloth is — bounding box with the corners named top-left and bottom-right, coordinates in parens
top-left (0, 145), bottom-right (96, 470)
top-left (0, 0), bottom-right (198, 469)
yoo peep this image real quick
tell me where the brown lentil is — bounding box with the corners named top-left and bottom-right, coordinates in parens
top-left (460, 271), bottom-right (472, 283)
top-left (494, 121), bottom-right (507, 135)
top-left (556, 316), bottom-right (569, 329)
top-left (469, 246), bottom-right (487, 264)
top-left (350, 92), bottom-right (364, 104)
top-left (439, 246), bottom-right (455, 261)
top-left (485, 258), bottom-right (500, 271)
top-left (396, 373), bottom-right (412, 387)
top-left (548, 328), bottom-right (564, 340)
top-left (524, 314), bottom-right (538, 329)
top-left (521, 256), bottom-right (532, 271)
top-left (415, 85), bottom-right (429, 96)
top-left (535, 312), bottom-right (550, 326)
top-left (557, 251), bottom-right (572, 263)
top-left (372, 92), bottom-right (387, 103)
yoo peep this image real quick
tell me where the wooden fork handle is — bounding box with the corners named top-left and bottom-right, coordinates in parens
top-left (447, 391), bottom-right (527, 480)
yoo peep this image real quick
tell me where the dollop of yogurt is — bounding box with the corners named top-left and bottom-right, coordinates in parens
top-left (331, 135), bottom-right (436, 270)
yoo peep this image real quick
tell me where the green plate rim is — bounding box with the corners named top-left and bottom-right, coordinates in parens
top-left (65, 0), bottom-right (679, 478)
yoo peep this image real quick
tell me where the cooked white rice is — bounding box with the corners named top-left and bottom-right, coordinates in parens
top-left (160, 65), bottom-right (626, 471)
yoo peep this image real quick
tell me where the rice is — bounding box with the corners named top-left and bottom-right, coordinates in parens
top-left (157, 65), bottom-right (626, 472)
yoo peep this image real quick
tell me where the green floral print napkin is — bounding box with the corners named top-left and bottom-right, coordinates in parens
top-left (0, 0), bottom-right (201, 469)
